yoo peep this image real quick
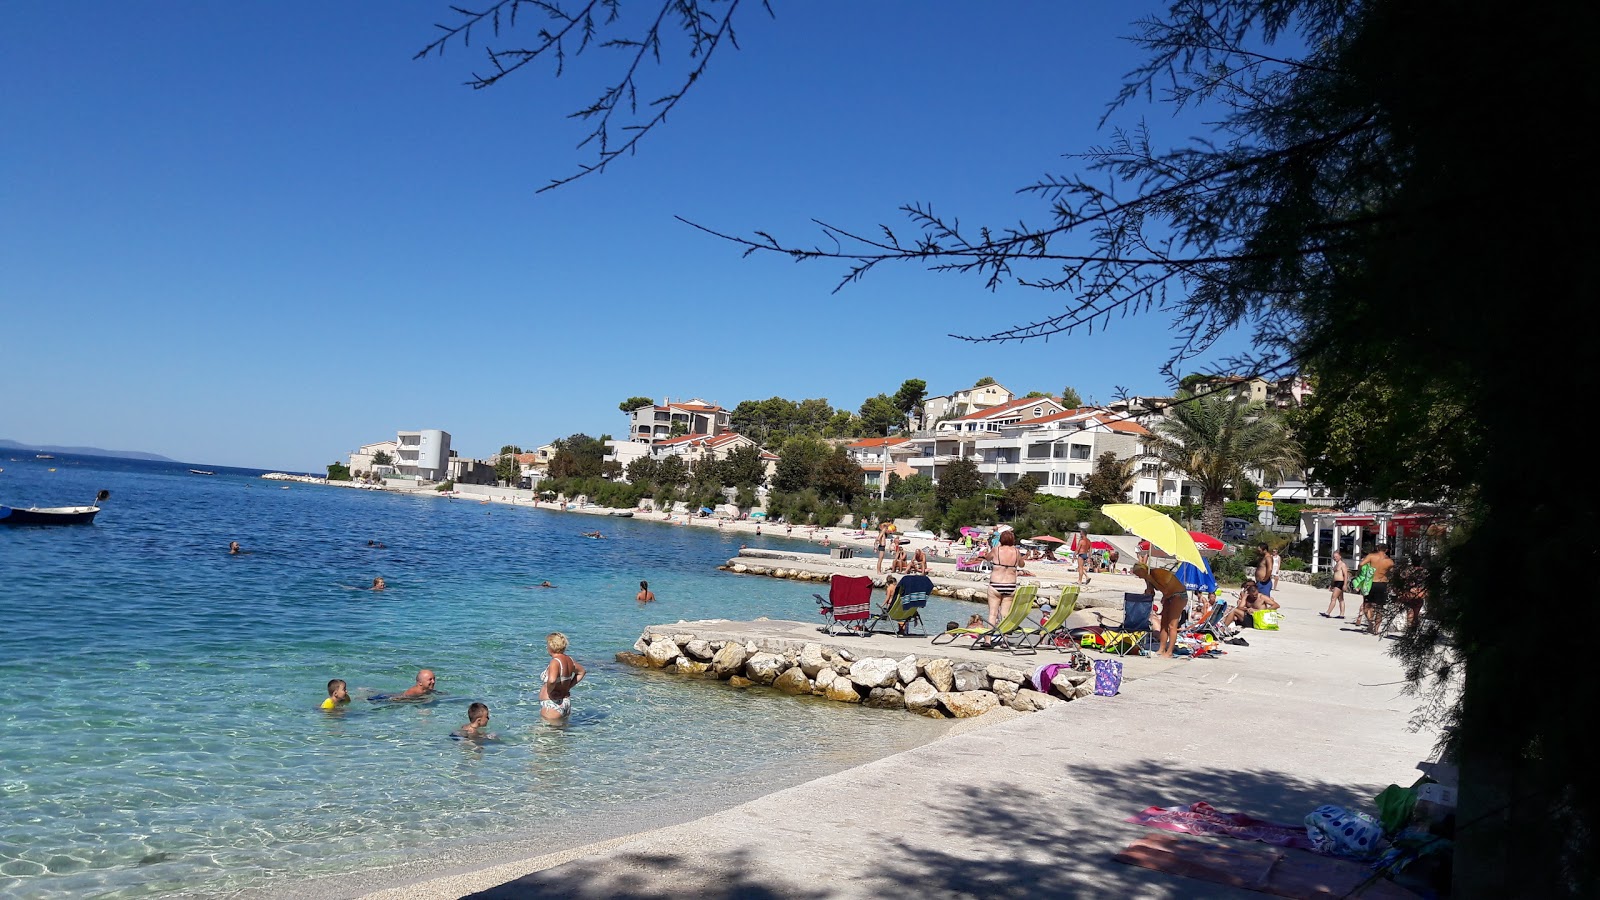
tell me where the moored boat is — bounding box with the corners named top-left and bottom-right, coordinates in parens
top-left (0, 489), bottom-right (110, 526)
top-left (189, 469), bottom-right (216, 476)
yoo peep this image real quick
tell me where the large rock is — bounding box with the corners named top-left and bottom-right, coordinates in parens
top-left (897, 655), bottom-right (919, 686)
top-left (745, 652), bottom-right (787, 685)
top-left (615, 651), bottom-right (650, 668)
top-left (991, 679), bottom-right (1019, 704)
top-left (848, 657), bottom-right (901, 689)
top-left (912, 706), bottom-right (949, 719)
top-left (673, 658), bottom-right (710, 676)
top-left (903, 678), bottom-right (940, 712)
top-left (939, 690), bottom-right (1001, 718)
top-left (645, 639), bottom-right (681, 668)
top-left (1049, 672), bottom-right (1082, 700)
top-left (729, 675), bottom-right (754, 688)
top-left (866, 687), bottom-right (905, 709)
top-left (773, 667), bottom-right (812, 696)
top-left (1007, 690), bottom-right (1037, 712)
top-left (799, 643), bottom-right (828, 677)
top-left (953, 664), bottom-right (989, 693)
top-left (684, 640), bottom-right (713, 661)
top-left (824, 679), bottom-right (863, 703)
top-left (731, 564), bottom-right (749, 573)
top-left (986, 663), bottom-right (1028, 684)
top-left (1029, 690), bottom-right (1066, 710)
top-left (672, 633), bottom-right (696, 645)
top-left (1069, 683), bottom-right (1095, 700)
top-left (711, 643), bottom-right (747, 677)
top-left (632, 636), bottom-right (649, 654)
top-left (814, 667), bottom-right (838, 694)
top-left (923, 658), bottom-right (955, 692)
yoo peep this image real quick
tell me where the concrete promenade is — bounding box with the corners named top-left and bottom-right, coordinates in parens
top-left (362, 578), bottom-right (1444, 900)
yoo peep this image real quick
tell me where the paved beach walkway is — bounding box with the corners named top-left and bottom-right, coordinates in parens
top-left (363, 580), bottom-right (1442, 899)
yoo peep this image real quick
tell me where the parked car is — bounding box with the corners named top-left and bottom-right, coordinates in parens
top-left (1221, 517), bottom-right (1253, 543)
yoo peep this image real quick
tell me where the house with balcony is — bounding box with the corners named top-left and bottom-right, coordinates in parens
top-left (920, 380), bottom-right (1015, 428)
top-left (846, 436), bottom-right (918, 489)
top-left (1193, 374), bottom-right (1313, 408)
top-left (394, 430), bottom-right (452, 481)
top-left (347, 439), bottom-right (400, 477)
top-left (905, 396), bottom-right (1069, 482)
top-left (649, 432), bottom-right (778, 479)
top-left (624, 398), bottom-right (731, 444)
top-left (966, 408), bottom-right (1150, 495)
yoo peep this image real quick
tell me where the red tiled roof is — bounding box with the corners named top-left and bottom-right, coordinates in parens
top-left (654, 432), bottom-right (747, 449)
top-left (847, 436), bottom-right (910, 448)
top-left (953, 397), bottom-right (1064, 421)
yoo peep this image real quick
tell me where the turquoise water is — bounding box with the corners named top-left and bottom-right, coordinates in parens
top-left (0, 456), bottom-right (975, 898)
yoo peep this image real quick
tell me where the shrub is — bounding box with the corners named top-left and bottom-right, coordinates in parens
top-left (435, 481), bottom-right (454, 492)
top-left (814, 501), bottom-right (847, 527)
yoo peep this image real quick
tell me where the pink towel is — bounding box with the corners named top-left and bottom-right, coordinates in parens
top-left (1126, 802), bottom-right (1317, 851)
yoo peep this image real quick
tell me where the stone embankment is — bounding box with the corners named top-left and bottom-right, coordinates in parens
top-left (617, 626), bottom-right (1096, 719)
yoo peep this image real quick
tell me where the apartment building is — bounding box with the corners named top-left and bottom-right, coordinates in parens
top-left (846, 436), bottom-right (918, 489)
top-left (624, 398), bottom-right (731, 444)
top-left (920, 381), bottom-right (1015, 427)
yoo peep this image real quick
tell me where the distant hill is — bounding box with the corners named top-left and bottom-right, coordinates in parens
top-left (0, 439), bottom-right (177, 463)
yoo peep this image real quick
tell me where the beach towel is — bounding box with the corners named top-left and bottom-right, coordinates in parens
top-left (1351, 562), bottom-right (1375, 595)
top-left (1031, 662), bottom-right (1076, 693)
top-left (1126, 802), bottom-right (1320, 851)
top-left (1114, 833), bottom-right (1421, 900)
top-left (1092, 659), bottom-right (1123, 696)
top-left (1306, 805), bottom-right (1386, 859)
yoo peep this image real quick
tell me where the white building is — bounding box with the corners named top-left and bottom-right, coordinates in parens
top-left (396, 429), bottom-right (451, 481)
top-left (920, 381), bottom-right (1015, 428)
top-left (348, 439), bottom-right (399, 477)
top-left (846, 436), bottom-right (918, 490)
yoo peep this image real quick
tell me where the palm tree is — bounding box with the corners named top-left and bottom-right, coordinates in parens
top-left (1149, 391), bottom-right (1301, 536)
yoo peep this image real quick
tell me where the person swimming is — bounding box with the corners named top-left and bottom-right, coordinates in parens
top-left (452, 702), bottom-right (496, 740)
top-left (371, 577), bottom-right (386, 591)
top-left (321, 679), bottom-right (350, 710)
top-left (539, 633), bottom-right (585, 721)
top-left (370, 668), bottom-right (437, 702)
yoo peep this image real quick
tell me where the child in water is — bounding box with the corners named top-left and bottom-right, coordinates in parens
top-left (453, 702), bottom-right (494, 739)
top-left (321, 679), bottom-right (350, 710)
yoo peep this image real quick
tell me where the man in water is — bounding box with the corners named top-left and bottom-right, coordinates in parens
top-left (372, 577), bottom-right (386, 591)
top-left (229, 541), bottom-right (242, 555)
top-left (393, 669), bottom-right (437, 700)
top-left (636, 580), bottom-right (655, 603)
top-left (538, 581), bottom-right (556, 589)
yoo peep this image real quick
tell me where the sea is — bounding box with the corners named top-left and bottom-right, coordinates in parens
top-left (0, 454), bottom-right (979, 898)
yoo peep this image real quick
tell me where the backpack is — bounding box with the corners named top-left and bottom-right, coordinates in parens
top-left (1351, 562), bottom-right (1375, 595)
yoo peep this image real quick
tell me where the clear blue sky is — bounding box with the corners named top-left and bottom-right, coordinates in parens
top-left (2, 1), bottom-right (1253, 471)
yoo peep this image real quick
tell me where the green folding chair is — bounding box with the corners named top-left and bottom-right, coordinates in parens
top-left (1018, 586), bottom-right (1081, 653)
top-left (931, 584), bottom-right (1038, 650)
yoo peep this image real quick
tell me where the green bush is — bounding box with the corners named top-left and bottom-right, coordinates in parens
top-left (814, 501), bottom-right (847, 527)
top-left (327, 462), bottom-right (351, 482)
top-left (1281, 556), bottom-right (1307, 572)
top-left (435, 481), bottom-right (454, 492)
top-left (1208, 551), bottom-right (1253, 587)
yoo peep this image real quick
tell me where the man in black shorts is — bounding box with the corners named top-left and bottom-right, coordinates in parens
top-left (1357, 544), bottom-right (1395, 634)
top-left (1322, 551), bottom-right (1348, 619)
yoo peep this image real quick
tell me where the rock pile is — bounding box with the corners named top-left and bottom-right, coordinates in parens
top-left (619, 630), bottom-right (1096, 718)
top-left (717, 561), bottom-right (993, 601)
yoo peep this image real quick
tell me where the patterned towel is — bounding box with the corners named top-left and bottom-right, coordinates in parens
top-left (1126, 801), bottom-right (1319, 851)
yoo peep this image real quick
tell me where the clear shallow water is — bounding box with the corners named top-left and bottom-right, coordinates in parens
top-left (0, 456), bottom-right (974, 898)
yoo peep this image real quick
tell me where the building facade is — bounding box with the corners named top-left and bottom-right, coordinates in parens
top-left (625, 398), bottom-right (731, 444)
top-left (920, 381), bottom-right (1015, 427)
top-left (396, 429), bottom-right (452, 481)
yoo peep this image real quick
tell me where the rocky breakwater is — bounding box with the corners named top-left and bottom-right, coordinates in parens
top-left (616, 629), bottom-right (1097, 719)
top-left (719, 554), bottom-right (994, 604)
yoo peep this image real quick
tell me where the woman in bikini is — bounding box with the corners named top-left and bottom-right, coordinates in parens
top-left (985, 529), bottom-right (1025, 627)
top-left (539, 632), bottom-right (586, 721)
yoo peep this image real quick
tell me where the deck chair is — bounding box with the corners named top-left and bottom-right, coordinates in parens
top-left (1089, 593), bottom-right (1156, 656)
top-left (814, 574), bottom-right (874, 636)
top-left (955, 554), bottom-right (989, 573)
top-left (867, 574), bottom-right (933, 637)
top-left (1188, 599), bottom-right (1232, 642)
top-left (931, 584), bottom-right (1039, 650)
top-left (1018, 586), bottom-right (1081, 652)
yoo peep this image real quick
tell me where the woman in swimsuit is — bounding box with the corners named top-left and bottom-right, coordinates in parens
top-left (539, 632), bottom-right (586, 721)
top-left (985, 529), bottom-right (1024, 627)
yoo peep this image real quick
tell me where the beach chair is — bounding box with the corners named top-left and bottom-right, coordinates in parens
top-left (866, 574), bottom-right (933, 637)
top-left (955, 554), bottom-right (989, 573)
top-left (814, 574), bottom-right (874, 636)
top-left (1018, 586), bottom-right (1081, 653)
top-left (931, 584), bottom-right (1039, 650)
top-left (1087, 593), bottom-right (1156, 656)
top-left (1189, 599), bottom-right (1232, 642)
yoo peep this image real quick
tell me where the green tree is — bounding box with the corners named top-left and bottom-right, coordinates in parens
top-left (773, 436), bottom-right (829, 493)
top-left (547, 434), bottom-right (604, 480)
top-left (1082, 451), bottom-right (1136, 506)
top-left (619, 396), bottom-right (655, 415)
top-left (999, 474), bottom-right (1040, 520)
top-left (371, 450), bottom-right (393, 467)
top-left (935, 457), bottom-right (985, 508)
top-left (668, 422), bottom-right (688, 437)
top-left (654, 454), bottom-right (686, 488)
top-left (327, 461), bottom-right (351, 482)
top-left (888, 472), bottom-right (934, 501)
top-left (823, 409), bottom-right (858, 438)
top-left (973, 376), bottom-right (996, 387)
top-left (722, 443), bottom-right (767, 488)
top-left (891, 379), bottom-right (927, 418)
top-left (625, 455), bottom-right (658, 486)
top-left (601, 459), bottom-right (624, 480)
top-left (815, 446), bottom-right (864, 504)
top-left (1059, 386), bottom-right (1082, 408)
top-left (1023, 391), bottom-right (1050, 398)
top-left (1147, 393), bottom-right (1299, 537)
top-left (494, 444), bottom-right (523, 485)
top-left (857, 393), bottom-right (902, 436)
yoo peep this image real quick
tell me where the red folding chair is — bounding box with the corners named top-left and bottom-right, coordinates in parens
top-left (814, 574), bottom-right (874, 636)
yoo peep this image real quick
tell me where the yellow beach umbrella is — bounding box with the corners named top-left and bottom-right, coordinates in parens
top-left (1100, 504), bottom-right (1206, 568)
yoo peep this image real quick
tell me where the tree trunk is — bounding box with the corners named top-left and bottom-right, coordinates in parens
top-left (1200, 490), bottom-right (1226, 538)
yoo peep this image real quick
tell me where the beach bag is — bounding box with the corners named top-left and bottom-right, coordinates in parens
top-left (1092, 659), bottom-right (1123, 697)
top-left (1351, 562), bottom-right (1375, 595)
top-left (1251, 609), bottom-right (1281, 630)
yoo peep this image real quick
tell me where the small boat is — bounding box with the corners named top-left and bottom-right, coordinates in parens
top-left (1, 490), bottom-right (110, 526)
top-left (35, 454), bottom-right (55, 460)
top-left (189, 469), bottom-right (216, 476)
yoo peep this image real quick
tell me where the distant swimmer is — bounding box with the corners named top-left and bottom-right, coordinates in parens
top-left (372, 577), bottom-right (386, 591)
top-left (582, 530), bottom-right (604, 539)
top-left (636, 580), bottom-right (655, 603)
top-left (371, 668), bottom-right (436, 702)
top-left (452, 702), bottom-right (497, 740)
top-left (321, 679), bottom-right (350, 710)
top-left (539, 581), bottom-right (556, 588)
top-left (366, 540), bottom-right (387, 549)
top-left (229, 541), bottom-right (243, 555)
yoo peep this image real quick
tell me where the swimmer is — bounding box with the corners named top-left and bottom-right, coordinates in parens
top-left (321, 678), bottom-right (350, 710)
top-left (636, 580), bottom-right (655, 603)
top-left (229, 541), bottom-right (242, 555)
top-left (453, 702), bottom-right (495, 739)
top-left (390, 668), bottom-right (437, 701)
top-left (539, 633), bottom-right (585, 721)
top-left (366, 540), bottom-right (387, 549)
top-left (372, 577), bottom-right (386, 591)
top-left (539, 581), bottom-right (556, 589)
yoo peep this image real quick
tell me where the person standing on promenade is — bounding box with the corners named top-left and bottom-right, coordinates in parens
top-left (539, 633), bottom-right (585, 721)
top-left (636, 581), bottom-right (655, 603)
top-left (1254, 544), bottom-right (1274, 600)
top-left (1322, 552), bottom-right (1349, 619)
top-left (1133, 563), bottom-right (1188, 658)
top-left (1270, 546), bottom-right (1283, 595)
top-left (875, 520), bottom-right (895, 573)
top-left (1358, 544), bottom-right (1396, 634)
top-left (984, 529), bottom-right (1024, 628)
top-left (1072, 527), bottom-right (1091, 586)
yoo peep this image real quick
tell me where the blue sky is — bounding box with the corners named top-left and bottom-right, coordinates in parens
top-left (2, 1), bottom-right (1254, 471)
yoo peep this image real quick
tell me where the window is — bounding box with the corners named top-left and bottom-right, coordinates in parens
top-left (1033, 406), bottom-right (1043, 416)
top-left (1054, 444), bottom-right (1071, 459)
top-left (1069, 444), bottom-right (1091, 460)
top-left (1051, 471), bottom-right (1070, 486)
top-left (1140, 463), bottom-right (1159, 476)
top-left (1069, 472), bottom-right (1086, 487)
top-left (1027, 443), bottom-right (1052, 459)
top-left (1139, 490), bottom-right (1156, 504)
